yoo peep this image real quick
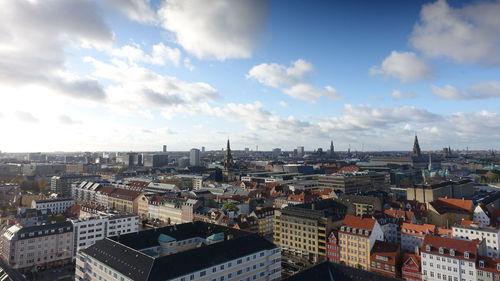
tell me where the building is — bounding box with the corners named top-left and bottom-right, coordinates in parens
top-left (421, 235), bottom-right (486, 281)
top-left (402, 253), bottom-right (422, 281)
top-left (249, 207), bottom-right (275, 236)
top-left (370, 241), bottom-right (401, 278)
top-left (51, 174), bottom-right (100, 196)
top-left (143, 154), bottom-right (169, 168)
top-left (327, 231), bottom-right (340, 263)
top-left (339, 195), bottom-right (382, 216)
top-left (1, 222), bottom-right (73, 270)
top-left (339, 215), bottom-right (384, 270)
top-left (0, 184), bottom-right (21, 208)
top-left (473, 205), bottom-right (491, 227)
top-left (223, 139), bottom-right (237, 182)
top-left (190, 148), bottom-right (200, 166)
top-left (163, 145), bottom-right (167, 153)
top-left (401, 223), bottom-right (436, 253)
top-left (427, 197), bottom-right (473, 227)
top-left (274, 199), bottom-right (347, 263)
top-left (76, 222), bottom-right (281, 281)
top-left (107, 188), bottom-right (148, 216)
top-left (31, 198), bottom-right (74, 214)
top-left (452, 224), bottom-right (500, 258)
top-left (71, 214), bottom-right (138, 254)
top-left (406, 180), bottom-right (474, 203)
top-left (297, 146), bottom-right (304, 158)
top-left (318, 172), bottom-right (372, 194)
top-left (476, 256), bottom-right (500, 281)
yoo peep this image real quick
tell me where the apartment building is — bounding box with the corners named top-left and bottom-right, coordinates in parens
top-left (107, 188), bottom-right (148, 216)
top-left (51, 174), bottom-right (100, 197)
top-left (326, 231), bottom-right (340, 263)
top-left (476, 256), bottom-right (500, 281)
top-left (473, 205), bottom-right (491, 227)
top-left (427, 198), bottom-right (473, 227)
top-left (273, 199), bottom-right (347, 263)
top-left (421, 235), bottom-right (486, 281)
top-left (71, 214), bottom-right (138, 254)
top-left (401, 223), bottom-right (436, 253)
top-left (1, 222), bottom-right (73, 270)
top-left (452, 224), bottom-right (500, 258)
top-left (338, 215), bottom-right (384, 270)
top-left (317, 172), bottom-right (372, 194)
top-left (250, 207), bottom-right (275, 236)
top-left (370, 241), bottom-right (401, 278)
top-left (31, 198), bottom-right (74, 214)
top-left (75, 222), bottom-right (281, 281)
top-left (402, 253), bottom-right (422, 281)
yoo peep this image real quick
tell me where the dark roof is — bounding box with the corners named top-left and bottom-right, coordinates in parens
top-left (281, 199), bottom-right (347, 220)
top-left (110, 221), bottom-right (248, 250)
top-left (17, 221), bottom-right (73, 240)
top-left (284, 261), bottom-right (401, 281)
top-left (82, 222), bottom-right (277, 281)
top-left (34, 198), bottom-right (73, 203)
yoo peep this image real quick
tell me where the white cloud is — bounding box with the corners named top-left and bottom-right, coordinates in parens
top-left (84, 57), bottom-right (219, 116)
top-left (183, 57), bottom-right (195, 71)
top-left (370, 51), bottom-right (433, 83)
top-left (102, 0), bottom-right (157, 24)
top-left (431, 81), bottom-right (500, 100)
top-left (247, 59), bottom-right (339, 102)
top-left (112, 43), bottom-right (181, 66)
top-left (15, 111), bottom-right (39, 123)
top-left (0, 0), bottom-right (112, 101)
top-left (158, 0), bottom-right (269, 60)
top-left (410, 0), bottom-right (500, 65)
top-left (278, 101), bottom-right (289, 108)
top-left (391, 89), bottom-right (417, 100)
top-left (58, 115), bottom-right (83, 125)
top-left (284, 84), bottom-right (339, 102)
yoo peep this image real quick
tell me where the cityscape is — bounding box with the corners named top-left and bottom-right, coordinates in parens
top-left (1, 1), bottom-right (500, 281)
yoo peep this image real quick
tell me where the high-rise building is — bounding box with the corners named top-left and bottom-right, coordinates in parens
top-left (190, 148), bottom-right (200, 166)
top-left (297, 146), bottom-right (305, 157)
top-left (75, 222), bottom-right (281, 281)
top-left (201, 146), bottom-right (205, 153)
top-left (163, 145), bottom-right (167, 152)
top-left (272, 148), bottom-right (281, 159)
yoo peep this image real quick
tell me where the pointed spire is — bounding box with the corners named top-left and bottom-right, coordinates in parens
top-left (413, 134), bottom-right (421, 157)
top-left (330, 140), bottom-right (334, 158)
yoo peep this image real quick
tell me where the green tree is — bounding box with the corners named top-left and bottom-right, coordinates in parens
top-left (37, 178), bottom-right (48, 193)
top-left (222, 202), bottom-right (239, 212)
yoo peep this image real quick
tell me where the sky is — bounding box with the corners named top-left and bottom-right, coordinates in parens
top-left (1, 0), bottom-right (500, 152)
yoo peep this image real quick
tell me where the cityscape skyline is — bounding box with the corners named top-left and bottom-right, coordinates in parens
top-left (1, 0), bottom-right (500, 151)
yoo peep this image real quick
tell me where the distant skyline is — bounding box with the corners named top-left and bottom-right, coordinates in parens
top-left (1, 0), bottom-right (500, 152)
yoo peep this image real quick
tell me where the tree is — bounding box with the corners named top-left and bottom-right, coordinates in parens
top-left (37, 178), bottom-right (48, 193)
top-left (222, 202), bottom-right (239, 212)
top-left (47, 214), bottom-right (66, 223)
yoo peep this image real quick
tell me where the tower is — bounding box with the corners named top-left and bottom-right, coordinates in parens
top-left (223, 139), bottom-right (235, 182)
top-left (413, 134), bottom-right (422, 157)
top-left (330, 140), bottom-right (335, 158)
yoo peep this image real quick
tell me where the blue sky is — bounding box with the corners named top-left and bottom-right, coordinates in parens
top-left (0, 0), bottom-right (499, 152)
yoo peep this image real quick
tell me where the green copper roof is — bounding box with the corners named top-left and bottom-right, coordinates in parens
top-left (158, 233), bottom-right (176, 244)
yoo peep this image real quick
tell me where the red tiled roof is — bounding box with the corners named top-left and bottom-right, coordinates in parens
top-left (384, 209), bottom-right (415, 221)
top-left (436, 197), bottom-right (473, 211)
top-left (370, 241), bottom-right (400, 266)
top-left (403, 253), bottom-right (421, 268)
top-left (98, 186), bottom-right (116, 195)
top-left (338, 166), bottom-right (359, 173)
top-left (460, 220), bottom-right (482, 227)
top-left (477, 256), bottom-right (500, 273)
top-left (109, 188), bottom-right (142, 200)
top-left (422, 235), bottom-right (480, 261)
top-left (401, 223), bottom-right (435, 237)
top-left (340, 215), bottom-right (376, 237)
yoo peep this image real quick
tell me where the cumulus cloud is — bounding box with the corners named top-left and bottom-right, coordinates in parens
top-left (370, 51), bottom-right (433, 83)
top-left (102, 0), bottom-right (157, 24)
top-left (15, 111), bottom-right (39, 123)
top-left (0, 0), bottom-right (112, 101)
top-left (431, 81), bottom-right (500, 100)
top-left (391, 89), bottom-right (417, 100)
top-left (58, 115), bottom-right (83, 125)
top-left (158, 0), bottom-right (269, 60)
top-left (112, 43), bottom-right (181, 66)
top-left (247, 59), bottom-right (339, 102)
top-left (84, 57), bottom-right (219, 115)
top-left (410, 0), bottom-right (500, 65)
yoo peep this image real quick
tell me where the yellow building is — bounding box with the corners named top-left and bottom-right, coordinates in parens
top-left (427, 197), bottom-right (473, 227)
top-left (108, 188), bottom-right (147, 216)
top-left (339, 215), bottom-right (384, 270)
top-left (273, 199), bottom-right (347, 262)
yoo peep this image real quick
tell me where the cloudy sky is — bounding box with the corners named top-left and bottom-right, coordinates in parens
top-left (1, 0), bottom-right (499, 152)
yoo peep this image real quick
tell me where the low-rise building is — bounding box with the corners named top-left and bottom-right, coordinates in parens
top-left (452, 224), bottom-right (500, 258)
top-left (1, 222), bottom-right (73, 270)
top-left (76, 222), bottom-right (281, 281)
top-left (326, 231), bottom-right (340, 263)
top-left (427, 198), bottom-right (473, 227)
top-left (401, 223), bottom-right (436, 253)
top-left (339, 215), bottom-right (384, 270)
top-left (402, 253), bottom-right (422, 281)
top-left (250, 207), bottom-right (275, 236)
top-left (31, 198), bottom-right (74, 214)
top-left (370, 241), bottom-right (401, 278)
top-left (476, 256), bottom-right (500, 281)
top-left (421, 235), bottom-right (486, 281)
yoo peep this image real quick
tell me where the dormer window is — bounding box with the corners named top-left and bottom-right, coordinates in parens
top-left (497, 263), bottom-right (500, 271)
top-left (365, 230), bottom-right (370, 235)
top-left (347, 227), bottom-right (351, 232)
top-left (426, 244), bottom-right (431, 251)
top-left (439, 247), bottom-right (445, 254)
top-left (341, 226), bottom-right (345, 231)
top-left (450, 249), bottom-right (455, 256)
top-left (464, 251), bottom-right (469, 259)
top-left (479, 260), bottom-right (484, 268)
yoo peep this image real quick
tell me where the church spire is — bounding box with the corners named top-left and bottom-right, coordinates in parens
top-left (224, 139), bottom-right (234, 170)
top-left (413, 134), bottom-right (422, 157)
top-left (330, 140), bottom-right (334, 158)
